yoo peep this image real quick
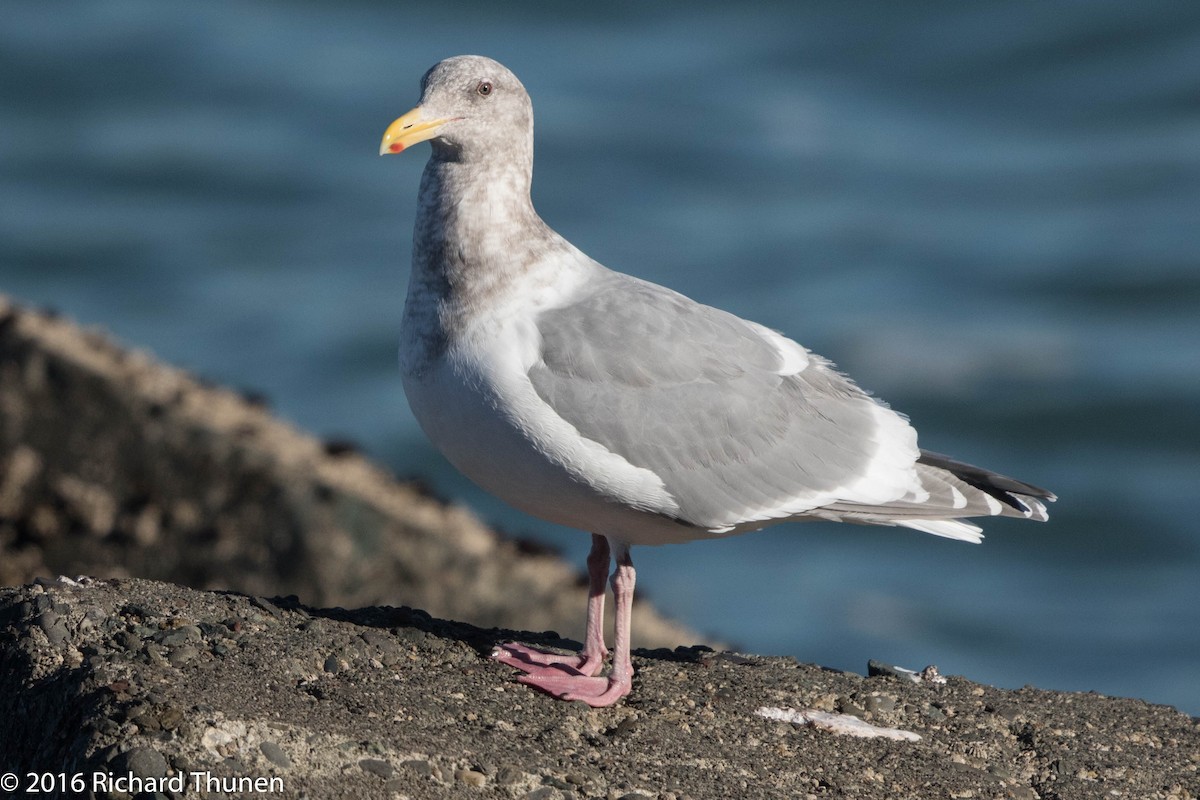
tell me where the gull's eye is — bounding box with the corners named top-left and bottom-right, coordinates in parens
top-left (476, 81), bottom-right (493, 96)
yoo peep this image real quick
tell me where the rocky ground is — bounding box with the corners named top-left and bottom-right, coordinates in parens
top-left (2, 576), bottom-right (1197, 800)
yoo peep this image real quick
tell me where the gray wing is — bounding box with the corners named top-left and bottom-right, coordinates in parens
top-left (527, 273), bottom-right (890, 530)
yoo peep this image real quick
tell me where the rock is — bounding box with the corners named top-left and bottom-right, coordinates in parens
top-left (455, 768), bottom-right (486, 787)
top-left (867, 659), bottom-right (924, 683)
top-left (116, 745), bottom-right (168, 779)
top-left (1, 577), bottom-right (1198, 800)
top-left (35, 610), bottom-right (68, 645)
top-left (401, 759), bottom-right (434, 777)
top-left (156, 625), bottom-right (201, 647)
top-left (495, 766), bottom-right (523, 785)
top-left (359, 758), bottom-right (394, 779)
top-left (864, 693), bottom-right (897, 715)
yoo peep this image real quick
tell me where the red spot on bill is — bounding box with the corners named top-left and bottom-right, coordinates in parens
top-left (389, 142), bottom-right (404, 153)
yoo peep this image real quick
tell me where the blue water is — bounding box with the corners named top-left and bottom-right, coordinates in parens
top-left (3, 2), bottom-right (1198, 714)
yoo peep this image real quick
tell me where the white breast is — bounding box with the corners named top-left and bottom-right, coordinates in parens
top-left (399, 257), bottom-right (693, 544)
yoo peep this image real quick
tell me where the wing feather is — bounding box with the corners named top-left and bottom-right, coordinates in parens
top-left (528, 273), bottom-right (918, 530)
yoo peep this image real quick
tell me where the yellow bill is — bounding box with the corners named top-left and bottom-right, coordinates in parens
top-left (379, 107), bottom-right (456, 155)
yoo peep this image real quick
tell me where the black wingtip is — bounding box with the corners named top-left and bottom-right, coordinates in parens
top-left (917, 450), bottom-right (1057, 511)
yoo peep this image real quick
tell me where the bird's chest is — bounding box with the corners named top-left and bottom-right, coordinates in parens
top-left (399, 307), bottom-right (554, 502)
top-left (396, 257), bottom-right (682, 536)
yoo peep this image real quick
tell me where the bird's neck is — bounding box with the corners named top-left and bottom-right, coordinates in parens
top-left (406, 155), bottom-right (561, 334)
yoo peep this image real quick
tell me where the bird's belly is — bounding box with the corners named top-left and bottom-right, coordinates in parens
top-left (401, 347), bottom-right (701, 545)
top-left (403, 357), bottom-right (610, 529)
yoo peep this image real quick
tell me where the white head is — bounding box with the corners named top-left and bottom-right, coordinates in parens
top-left (380, 55), bottom-right (533, 166)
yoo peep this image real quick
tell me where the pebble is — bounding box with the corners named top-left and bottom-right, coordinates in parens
top-left (143, 642), bottom-right (169, 671)
top-left (194, 620), bottom-right (220, 636)
top-left (119, 746), bottom-right (168, 779)
top-left (456, 768), bottom-right (486, 787)
top-left (124, 702), bottom-right (148, 721)
top-left (360, 629), bottom-right (393, 649)
top-left (360, 758), bottom-right (395, 778)
top-left (837, 698), bottom-right (866, 719)
top-left (36, 611), bottom-right (68, 645)
top-left (260, 740), bottom-right (292, 769)
top-left (495, 766), bottom-right (523, 785)
top-left (867, 660), bottom-right (922, 683)
top-left (223, 756), bottom-right (249, 774)
top-left (157, 625), bottom-right (202, 647)
top-left (402, 759), bottom-right (433, 777)
top-left (523, 788), bottom-right (555, 800)
top-left (250, 596), bottom-right (283, 617)
top-left (94, 717), bottom-right (120, 736)
top-left (986, 703), bottom-right (1019, 721)
top-left (157, 705), bottom-right (184, 730)
top-left (168, 645), bottom-right (199, 667)
top-left (136, 710), bottom-right (163, 732)
top-left (609, 717), bottom-right (639, 738)
top-left (115, 630), bottom-right (142, 651)
top-left (865, 694), bottom-right (898, 714)
top-left (393, 627), bottom-right (428, 645)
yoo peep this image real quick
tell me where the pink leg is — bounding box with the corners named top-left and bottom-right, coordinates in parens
top-left (511, 542), bottom-right (636, 708)
top-left (492, 534), bottom-right (610, 678)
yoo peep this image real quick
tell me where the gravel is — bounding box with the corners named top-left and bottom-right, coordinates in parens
top-left (1, 576), bottom-right (1197, 799)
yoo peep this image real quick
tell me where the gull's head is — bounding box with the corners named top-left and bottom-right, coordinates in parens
top-left (380, 55), bottom-right (532, 163)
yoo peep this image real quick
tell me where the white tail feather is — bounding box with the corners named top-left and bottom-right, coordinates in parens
top-left (897, 518), bottom-right (984, 543)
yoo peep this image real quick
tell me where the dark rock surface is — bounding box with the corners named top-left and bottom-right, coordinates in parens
top-left (0, 293), bottom-right (695, 649)
top-left (2, 577), bottom-right (1197, 800)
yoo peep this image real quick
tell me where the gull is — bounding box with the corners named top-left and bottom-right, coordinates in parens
top-left (379, 55), bottom-right (1054, 708)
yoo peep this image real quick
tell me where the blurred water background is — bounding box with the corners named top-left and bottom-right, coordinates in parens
top-left (2, 1), bottom-right (1198, 713)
